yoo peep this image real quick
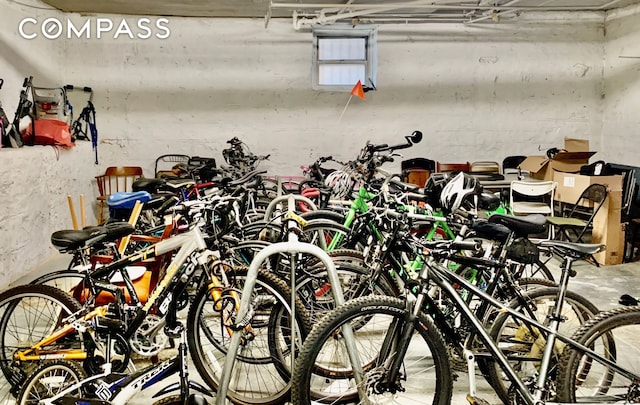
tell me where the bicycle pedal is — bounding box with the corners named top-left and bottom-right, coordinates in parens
top-left (466, 394), bottom-right (492, 405)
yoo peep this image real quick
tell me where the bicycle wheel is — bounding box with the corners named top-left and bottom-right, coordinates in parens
top-left (301, 220), bottom-right (363, 251)
top-left (556, 306), bottom-right (639, 403)
top-left (296, 260), bottom-right (399, 323)
top-left (17, 360), bottom-right (86, 405)
top-left (291, 295), bottom-right (453, 405)
top-left (0, 285), bottom-right (83, 401)
top-left (187, 268), bottom-right (312, 405)
top-left (484, 286), bottom-right (600, 404)
top-left (30, 269), bottom-right (89, 300)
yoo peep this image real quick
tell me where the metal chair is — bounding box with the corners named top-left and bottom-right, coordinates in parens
top-left (154, 154), bottom-right (190, 178)
top-left (470, 161), bottom-right (500, 174)
top-left (510, 180), bottom-right (557, 216)
top-left (502, 155), bottom-right (527, 174)
top-left (547, 183), bottom-right (608, 242)
top-left (95, 166), bottom-right (144, 224)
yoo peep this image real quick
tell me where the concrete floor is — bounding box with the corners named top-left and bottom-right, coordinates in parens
top-left (9, 252), bottom-right (640, 405)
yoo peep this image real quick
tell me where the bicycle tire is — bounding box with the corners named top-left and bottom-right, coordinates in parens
top-left (556, 305), bottom-right (639, 403)
top-left (291, 295), bottom-right (453, 405)
top-left (17, 359), bottom-right (86, 405)
top-left (30, 269), bottom-right (87, 295)
top-left (0, 285), bottom-right (83, 401)
top-left (484, 286), bottom-right (600, 404)
top-left (295, 259), bottom-right (400, 323)
top-left (187, 268), bottom-right (312, 405)
top-left (301, 220), bottom-right (364, 251)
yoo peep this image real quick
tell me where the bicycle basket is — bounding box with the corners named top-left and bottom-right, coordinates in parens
top-left (506, 237), bottom-right (539, 264)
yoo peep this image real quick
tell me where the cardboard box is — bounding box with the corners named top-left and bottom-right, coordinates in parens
top-left (593, 190), bottom-right (624, 265)
top-left (554, 172), bottom-right (624, 205)
top-left (518, 138), bottom-right (596, 181)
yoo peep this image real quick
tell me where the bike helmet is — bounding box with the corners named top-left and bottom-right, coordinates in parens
top-left (324, 170), bottom-right (353, 199)
top-left (439, 172), bottom-right (478, 213)
top-left (423, 172), bottom-right (450, 209)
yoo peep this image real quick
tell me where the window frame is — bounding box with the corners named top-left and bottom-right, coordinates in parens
top-left (311, 24), bottom-right (378, 92)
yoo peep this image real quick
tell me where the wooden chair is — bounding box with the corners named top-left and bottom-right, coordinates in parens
top-left (95, 166), bottom-right (144, 224)
top-left (436, 161), bottom-right (470, 173)
top-left (401, 158), bottom-right (436, 187)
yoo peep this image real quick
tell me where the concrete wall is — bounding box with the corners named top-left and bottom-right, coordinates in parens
top-left (58, 14), bottom-right (606, 175)
top-left (1, 0), bottom-right (637, 284)
top-left (602, 5), bottom-right (640, 165)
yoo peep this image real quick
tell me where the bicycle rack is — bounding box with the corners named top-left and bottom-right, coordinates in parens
top-left (215, 195), bottom-right (367, 404)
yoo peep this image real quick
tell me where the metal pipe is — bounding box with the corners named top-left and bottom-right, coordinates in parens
top-left (273, 2), bottom-right (625, 11)
top-left (215, 239), bottom-right (368, 403)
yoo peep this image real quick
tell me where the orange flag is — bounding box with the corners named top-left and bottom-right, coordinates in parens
top-left (350, 80), bottom-right (366, 100)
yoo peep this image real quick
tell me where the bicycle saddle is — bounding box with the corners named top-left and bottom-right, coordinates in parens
top-left (538, 239), bottom-right (605, 258)
top-left (51, 222), bottom-right (134, 252)
top-left (488, 213), bottom-right (547, 237)
top-left (132, 177), bottom-right (165, 193)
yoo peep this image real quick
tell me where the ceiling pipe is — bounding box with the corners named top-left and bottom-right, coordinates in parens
top-left (277, 0), bottom-right (632, 29)
top-left (466, 0), bottom-right (531, 24)
top-left (272, 2), bottom-right (629, 11)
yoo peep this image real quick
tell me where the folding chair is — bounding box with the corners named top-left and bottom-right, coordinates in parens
top-left (154, 154), bottom-right (190, 178)
top-left (510, 180), bottom-right (557, 216)
top-left (547, 183), bottom-right (608, 242)
top-left (502, 155), bottom-right (527, 174)
top-left (470, 161), bottom-right (500, 174)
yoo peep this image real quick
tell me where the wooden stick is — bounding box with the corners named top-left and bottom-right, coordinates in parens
top-left (118, 200), bottom-right (143, 255)
top-left (67, 195), bottom-right (79, 230)
top-left (338, 95), bottom-right (353, 122)
top-left (79, 194), bottom-right (86, 228)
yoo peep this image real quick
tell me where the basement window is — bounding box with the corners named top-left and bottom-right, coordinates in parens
top-left (312, 25), bottom-right (377, 91)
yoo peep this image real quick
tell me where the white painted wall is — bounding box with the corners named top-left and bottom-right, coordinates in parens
top-left (58, 13), bottom-right (606, 175)
top-left (1, 0), bottom-right (638, 285)
top-left (602, 5), bottom-right (640, 165)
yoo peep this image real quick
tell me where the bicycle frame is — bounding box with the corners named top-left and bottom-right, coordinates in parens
top-left (13, 226), bottom-right (225, 364)
top-left (345, 246), bottom-right (639, 405)
top-left (33, 330), bottom-right (210, 405)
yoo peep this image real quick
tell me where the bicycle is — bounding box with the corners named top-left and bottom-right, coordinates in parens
top-left (0, 219), bottom-right (312, 404)
top-left (16, 305), bottom-right (211, 405)
top-left (290, 234), bottom-right (614, 404)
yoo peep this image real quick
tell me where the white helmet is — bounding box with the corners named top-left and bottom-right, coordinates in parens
top-left (324, 170), bottom-right (353, 199)
top-left (439, 172), bottom-right (478, 213)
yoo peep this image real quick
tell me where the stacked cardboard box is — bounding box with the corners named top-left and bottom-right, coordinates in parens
top-left (519, 138), bottom-right (625, 265)
top-left (519, 138), bottom-right (596, 181)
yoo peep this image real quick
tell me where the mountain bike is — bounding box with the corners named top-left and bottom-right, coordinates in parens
top-left (15, 304), bottom-right (211, 405)
top-left (0, 221), bottom-right (311, 405)
top-left (290, 235), bottom-right (615, 405)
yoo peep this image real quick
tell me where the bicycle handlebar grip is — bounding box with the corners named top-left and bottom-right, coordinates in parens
top-left (372, 143), bottom-right (389, 152)
top-left (406, 192), bottom-right (427, 202)
top-left (449, 240), bottom-right (482, 252)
